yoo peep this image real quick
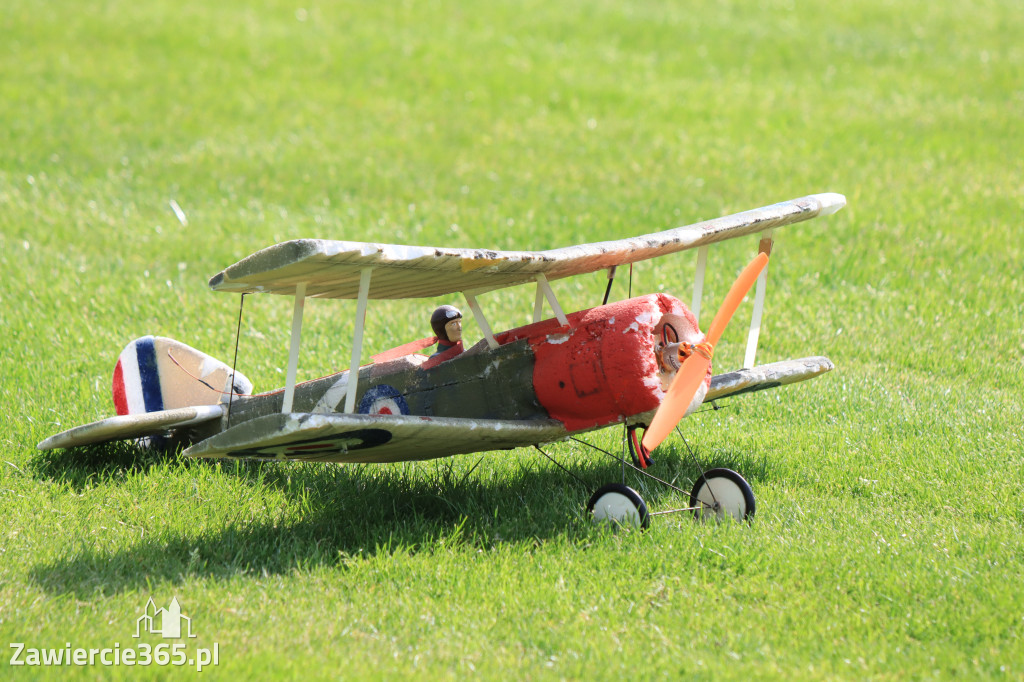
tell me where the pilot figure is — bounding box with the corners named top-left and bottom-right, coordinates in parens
top-left (431, 305), bottom-right (463, 357)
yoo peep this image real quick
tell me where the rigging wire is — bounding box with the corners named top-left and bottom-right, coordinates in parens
top-left (533, 445), bottom-right (587, 486)
top-left (674, 423), bottom-right (719, 508)
top-left (228, 293), bottom-right (247, 427)
top-left (569, 436), bottom-right (688, 496)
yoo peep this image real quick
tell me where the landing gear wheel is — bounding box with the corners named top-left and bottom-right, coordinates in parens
top-left (689, 468), bottom-right (755, 522)
top-left (587, 483), bottom-right (650, 530)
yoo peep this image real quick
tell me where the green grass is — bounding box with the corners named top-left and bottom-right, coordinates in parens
top-left (2, 0), bottom-right (1022, 678)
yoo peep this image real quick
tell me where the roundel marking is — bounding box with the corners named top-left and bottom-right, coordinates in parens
top-left (358, 385), bottom-right (410, 416)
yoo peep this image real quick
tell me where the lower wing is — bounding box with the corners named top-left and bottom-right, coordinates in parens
top-left (183, 413), bottom-right (569, 463)
top-left (629, 355), bottom-right (834, 426)
top-left (705, 356), bottom-right (834, 401)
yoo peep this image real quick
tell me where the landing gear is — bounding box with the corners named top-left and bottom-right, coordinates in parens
top-left (689, 468), bottom-right (756, 522)
top-left (572, 431), bottom-right (756, 530)
top-left (587, 483), bottom-right (651, 530)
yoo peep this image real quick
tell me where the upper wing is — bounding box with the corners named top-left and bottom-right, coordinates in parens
top-left (37, 405), bottom-right (224, 450)
top-left (209, 194), bottom-right (845, 300)
top-left (183, 412), bottom-right (569, 463)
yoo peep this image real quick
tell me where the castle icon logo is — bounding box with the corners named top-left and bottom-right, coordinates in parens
top-left (134, 597), bottom-right (197, 639)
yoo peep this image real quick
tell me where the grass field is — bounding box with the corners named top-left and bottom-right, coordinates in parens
top-left (2, 0), bottom-right (1022, 678)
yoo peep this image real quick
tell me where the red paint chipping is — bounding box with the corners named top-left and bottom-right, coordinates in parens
top-left (523, 294), bottom-right (690, 432)
top-left (112, 360), bottom-right (129, 416)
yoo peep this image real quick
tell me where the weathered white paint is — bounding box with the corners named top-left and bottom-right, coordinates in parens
top-left (313, 374), bottom-right (348, 414)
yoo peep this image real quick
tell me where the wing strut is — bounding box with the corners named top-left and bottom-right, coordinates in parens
top-left (691, 245), bottom-right (709, 324)
top-left (343, 268), bottom-right (373, 413)
top-left (744, 230), bottom-right (773, 368)
top-left (535, 274), bottom-right (569, 326)
top-left (281, 282), bottom-right (307, 413)
top-left (463, 291), bottom-right (498, 349)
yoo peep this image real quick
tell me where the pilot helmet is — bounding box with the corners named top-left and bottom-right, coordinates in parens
top-left (431, 305), bottom-right (463, 342)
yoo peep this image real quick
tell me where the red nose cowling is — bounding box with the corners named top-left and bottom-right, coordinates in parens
top-left (495, 294), bottom-right (692, 432)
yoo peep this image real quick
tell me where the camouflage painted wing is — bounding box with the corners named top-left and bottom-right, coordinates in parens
top-left (183, 412), bottom-right (569, 464)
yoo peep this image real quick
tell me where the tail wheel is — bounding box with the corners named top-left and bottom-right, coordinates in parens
top-left (587, 483), bottom-right (651, 530)
top-left (689, 468), bottom-right (755, 522)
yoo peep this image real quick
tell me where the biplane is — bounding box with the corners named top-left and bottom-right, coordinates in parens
top-left (38, 193), bottom-right (846, 528)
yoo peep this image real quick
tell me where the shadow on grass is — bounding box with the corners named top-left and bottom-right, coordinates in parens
top-left (28, 437), bottom-right (763, 598)
top-left (30, 439), bottom-right (202, 490)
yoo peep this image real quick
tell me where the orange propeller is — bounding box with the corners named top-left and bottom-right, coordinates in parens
top-left (641, 252), bottom-right (769, 451)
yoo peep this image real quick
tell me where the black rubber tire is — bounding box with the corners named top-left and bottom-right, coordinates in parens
top-left (587, 483), bottom-right (651, 530)
top-left (689, 468), bottom-right (756, 522)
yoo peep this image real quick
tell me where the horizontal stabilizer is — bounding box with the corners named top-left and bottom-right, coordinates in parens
top-left (184, 412), bottom-right (568, 463)
top-left (37, 405), bottom-right (224, 451)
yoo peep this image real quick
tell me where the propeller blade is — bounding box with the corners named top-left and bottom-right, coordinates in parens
top-left (641, 252), bottom-right (770, 452)
top-left (706, 252), bottom-right (769, 345)
top-left (641, 354), bottom-right (710, 451)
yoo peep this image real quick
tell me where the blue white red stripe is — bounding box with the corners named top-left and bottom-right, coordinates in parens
top-left (112, 336), bottom-right (164, 415)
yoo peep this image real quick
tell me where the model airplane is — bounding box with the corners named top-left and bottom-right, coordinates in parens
top-left (38, 193), bottom-right (846, 527)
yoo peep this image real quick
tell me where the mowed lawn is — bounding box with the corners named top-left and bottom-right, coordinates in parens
top-left (1, 0), bottom-right (1021, 679)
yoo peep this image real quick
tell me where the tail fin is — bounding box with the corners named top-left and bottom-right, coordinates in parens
top-left (112, 336), bottom-right (253, 416)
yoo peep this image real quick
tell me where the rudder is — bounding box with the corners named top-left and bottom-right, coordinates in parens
top-left (112, 336), bottom-right (253, 415)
